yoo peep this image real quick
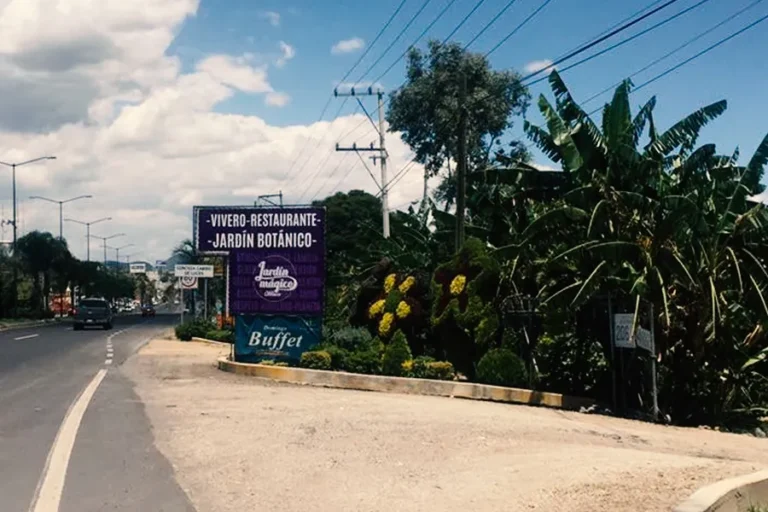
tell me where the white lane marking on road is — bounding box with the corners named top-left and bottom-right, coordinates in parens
top-left (14, 334), bottom-right (39, 341)
top-left (104, 359), bottom-right (112, 365)
top-left (29, 369), bottom-right (108, 512)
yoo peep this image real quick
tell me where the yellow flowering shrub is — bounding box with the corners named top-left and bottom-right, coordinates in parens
top-left (450, 274), bottom-right (467, 296)
top-left (378, 312), bottom-right (394, 337)
top-left (401, 359), bottom-right (414, 374)
top-left (368, 299), bottom-right (386, 318)
top-left (398, 276), bottom-right (416, 294)
top-left (384, 273), bottom-right (397, 293)
top-left (396, 300), bottom-right (411, 319)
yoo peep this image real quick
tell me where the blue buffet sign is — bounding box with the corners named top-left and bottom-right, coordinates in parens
top-left (235, 315), bottom-right (322, 363)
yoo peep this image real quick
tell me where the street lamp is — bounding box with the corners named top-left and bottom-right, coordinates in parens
top-left (64, 217), bottom-right (111, 261)
top-left (29, 194), bottom-right (92, 240)
top-left (88, 233), bottom-right (125, 267)
top-left (107, 243), bottom-right (134, 271)
top-left (0, 156), bottom-right (57, 315)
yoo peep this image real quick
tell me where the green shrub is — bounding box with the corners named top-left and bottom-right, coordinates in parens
top-left (175, 323), bottom-right (193, 341)
top-left (476, 348), bottom-right (528, 388)
top-left (175, 319), bottom-right (213, 341)
top-left (424, 361), bottom-right (455, 380)
top-left (205, 329), bottom-right (234, 343)
top-left (327, 327), bottom-right (373, 352)
top-left (259, 360), bottom-right (291, 367)
top-left (382, 330), bottom-right (412, 376)
top-left (345, 350), bottom-right (381, 375)
top-left (411, 356), bottom-right (436, 378)
top-left (299, 351), bottom-right (332, 370)
top-left (320, 345), bottom-right (349, 370)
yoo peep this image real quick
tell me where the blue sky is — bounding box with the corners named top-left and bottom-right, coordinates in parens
top-left (170, 0), bottom-right (768, 166)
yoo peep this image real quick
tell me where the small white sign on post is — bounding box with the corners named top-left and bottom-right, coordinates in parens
top-left (179, 275), bottom-right (199, 290)
top-left (636, 326), bottom-right (653, 352)
top-left (613, 314), bottom-right (637, 348)
top-left (174, 264), bottom-right (214, 278)
top-left (129, 263), bottom-right (147, 274)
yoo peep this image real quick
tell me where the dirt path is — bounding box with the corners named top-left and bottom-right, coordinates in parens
top-left (124, 340), bottom-right (768, 512)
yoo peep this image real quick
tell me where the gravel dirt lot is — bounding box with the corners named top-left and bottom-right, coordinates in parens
top-left (123, 339), bottom-right (768, 512)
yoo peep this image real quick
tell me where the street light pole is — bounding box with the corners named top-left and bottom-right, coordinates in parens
top-left (108, 244), bottom-right (134, 271)
top-left (65, 217), bottom-right (111, 261)
top-left (88, 233), bottom-right (125, 268)
top-left (29, 195), bottom-right (92, 240)
top-left (0, 156), bottom-right (57, 315)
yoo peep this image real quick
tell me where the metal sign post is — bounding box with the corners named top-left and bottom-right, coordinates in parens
top-left (649, 302), bottom-right (659, 421)
top-left (179, 278), bottom-right (184, 324)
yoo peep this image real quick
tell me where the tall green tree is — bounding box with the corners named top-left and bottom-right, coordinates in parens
top-left (387, 40), bottom-right (530, 206)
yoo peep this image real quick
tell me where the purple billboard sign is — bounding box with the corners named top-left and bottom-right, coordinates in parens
top-left (195, 206), bottom-right (325, 316)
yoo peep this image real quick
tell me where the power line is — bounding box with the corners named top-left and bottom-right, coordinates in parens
top-left (354, 0), bottom-right (436, 85)
top-left (284, 0), bottom-right (408, 190)
top-left (285, 98), bottom-right (350, 191)
top-left (634, 11), bottom-right (768, 92)
top-left (526, 0), bottom-right (714, 86)
top-left (521, 0), bottom-right (684, 83)
top-left (484, 0), bottom-right (556, 57)
top-left (463, 0), bottom-right (519, 50)
top-left (582, 0), bottom-right (765, 104)
top-left (441, 0), bottom-right (488, 44)
top-left (338, 0), bottom-right (410, 85)
top-left (319, 157), bottom-right (360, 199)
top-left (373, 0), bottom-right (460, 84)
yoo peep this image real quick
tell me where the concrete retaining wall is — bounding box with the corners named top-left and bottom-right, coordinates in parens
top-left (217, 358), bottom-right (594, 411)
top-left (674, 469), bottom-right (768, 512)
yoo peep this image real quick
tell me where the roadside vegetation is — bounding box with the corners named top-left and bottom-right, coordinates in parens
top-left (178, 41), bottom-right (768, 428)
top-left (0, 230), bottom-right (140, 320)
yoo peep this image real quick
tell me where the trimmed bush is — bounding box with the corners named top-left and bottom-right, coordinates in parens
top-left (205, 329), bottom-right (234, 343)
top-left (476, 348), bottom-right (528, 388)
top-left (327, 327), bottom-right (373, 352)
top-left (345, 350), bottom-right (381, 375)
top-left (175, 323), bottom-right (193, 341)
top-left (411, 356), bottom-right (436, 379)
top-left (382, 330), bottom-right (412, 376)
top-left (424, 361), bottom-right (455, 381)
top-left (321, 345), bottom-right (349, 371)
top-left (299, 351), bottom-right (332, 370)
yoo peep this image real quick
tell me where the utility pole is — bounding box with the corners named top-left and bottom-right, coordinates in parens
top-left (256, 192), bottom-right (283, 207)
top-left (455, 72), bottom-right (468, 252)
top-left (88, 233), bottom-right (125, 267)
top-left (334, 86), bottom-right (390, 238)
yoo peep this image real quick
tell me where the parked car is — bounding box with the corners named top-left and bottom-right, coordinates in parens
top-left (141, 304), bottom-right (156, 317)
top-left (73, 298), bottom-right (113, 330)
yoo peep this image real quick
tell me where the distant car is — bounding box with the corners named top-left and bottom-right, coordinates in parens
top-left (141, 304), bottom-right (156, 317)
top-left (73, 298), bottom-right (113, 330)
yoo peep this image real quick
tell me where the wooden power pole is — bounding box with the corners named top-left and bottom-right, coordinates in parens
top-left (455, 73), bottom-right (468, 252)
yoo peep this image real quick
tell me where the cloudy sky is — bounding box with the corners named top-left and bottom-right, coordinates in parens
top-left (1, 0), bottom-right (766, 264)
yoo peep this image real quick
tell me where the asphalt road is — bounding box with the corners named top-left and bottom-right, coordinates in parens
top-left (0, 311), bottom-right (195, 512)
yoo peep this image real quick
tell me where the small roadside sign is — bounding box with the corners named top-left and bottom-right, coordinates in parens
top-left (636, 326), bottom-right (653, 352)
top-left (174, 264), bottom-right (214, 278)
top-left (179, 275), bottom-right (199, 289)
top-left (129, 263), bottom-right (147, 274)
top-left (613, 314), bottom-right (637, 348)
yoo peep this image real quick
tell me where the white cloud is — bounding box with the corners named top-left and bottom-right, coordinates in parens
top-left (275, 41), bottom-right (295, 68)
top-left (259, 10), bottom-right (280, 27)
top-left (331, 37), bottom-right (364, 55)
top-left (524, 59), bottom-right (555, 74)
top-left (0, 1), bottom-right (424, 263)
top-left (265, 92), bottom-right (291, 107)
top-left (196, 54), bottom-right (272, 94)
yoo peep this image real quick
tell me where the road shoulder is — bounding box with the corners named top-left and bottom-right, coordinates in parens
top-left (125, 339), bottom-right (768, 512)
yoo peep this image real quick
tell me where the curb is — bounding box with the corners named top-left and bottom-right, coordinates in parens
top-left (217, 358), bottom-right (594, 411)
top-left (0, 318), bottom-right (71, 332)
top-left (191, 336), bottom-right (232, 348)
top-left (673, 469), bottom-right (768, 512)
